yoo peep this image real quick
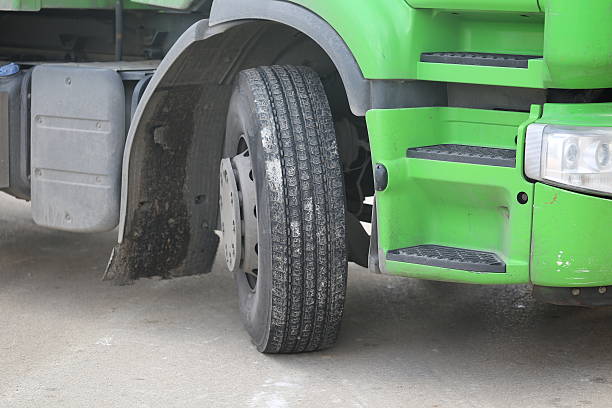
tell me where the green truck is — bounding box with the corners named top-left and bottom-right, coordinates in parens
top-left (1, 0), bottom-right (611, 353)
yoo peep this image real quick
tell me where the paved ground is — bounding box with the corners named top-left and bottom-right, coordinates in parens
top-left (1, 192), bottom-right (612, 408)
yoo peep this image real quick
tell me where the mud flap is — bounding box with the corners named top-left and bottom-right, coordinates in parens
top-left (102, 82), bottom-right (226, 284)
top-left (101, 23), bottom-right (260, 284)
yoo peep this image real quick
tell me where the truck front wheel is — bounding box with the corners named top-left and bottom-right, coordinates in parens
top-left (220, 65), bottom-right (348, 353)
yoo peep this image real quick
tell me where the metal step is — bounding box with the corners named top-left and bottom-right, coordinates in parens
top-left (387, 245), bottom-right (506, 273)
top-left (406, 144), bottom-right (516, 167)
top-left (420, 52), bottom-right (542, 68)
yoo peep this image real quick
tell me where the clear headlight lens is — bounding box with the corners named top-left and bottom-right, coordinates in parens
top-left (525, 125), bottom-right (612, 196)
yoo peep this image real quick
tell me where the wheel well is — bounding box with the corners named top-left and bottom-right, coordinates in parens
top-left (106, 20), bottom-right (370, 282)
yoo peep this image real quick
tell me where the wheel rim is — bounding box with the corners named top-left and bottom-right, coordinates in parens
top-left (219, 138), bottom-right (259, 290)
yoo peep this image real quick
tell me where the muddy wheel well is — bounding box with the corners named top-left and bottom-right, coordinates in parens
top-left (105, 21), bottom-right (370, 283)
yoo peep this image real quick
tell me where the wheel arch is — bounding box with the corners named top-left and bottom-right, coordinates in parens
top-left (105, 3), bottom-right (373, 282)
top-left (208, 0), bottom-right (372, 116)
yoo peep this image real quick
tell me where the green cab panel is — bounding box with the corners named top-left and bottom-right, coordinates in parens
top-left (0, 0), bottom-right (39, 9)
top-left (542, 0), bottom-right (612, 89)
top-left (294, 0), bottom-right (544, 82)
top-left (293, 0), bottom-right (611, 89)
top-left (531, 184), bottom-right (612, 287)
top-left (406, 0), bottom-right (540, 12)
top-left (529, 102), bottom-right (612, 288)
top-left (536, 102), bottom-right (612, 128)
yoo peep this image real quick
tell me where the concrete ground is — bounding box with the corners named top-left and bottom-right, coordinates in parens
top-left (1, 192), bottom-right (612, 408)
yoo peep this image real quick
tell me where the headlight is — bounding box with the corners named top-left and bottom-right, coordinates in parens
top-left (525, 124), bottom-right (612, 196)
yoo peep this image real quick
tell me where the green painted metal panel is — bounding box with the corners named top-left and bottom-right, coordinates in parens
top-left (531, 184), bottom-right (612, 287)
top-left (293, 0), bottom-right (610, 89)
top-left (406, 0), bottom-right (540, 12)
top-left (0, 0), bottom-right (40, 10)
top-left (294, 0), bottom-right (545, 82)
top-left (536, 102), bottom-right (612, 128)
top-left (530, 102), bottom-right (612, 287)
top-left (416, 59), bottom-right (545, 88)
top-left (542, 0), bottom-right (612, 89)
top-left (367, 107), bottom-right (538, 284)
top-left (292, 0), bottom-right (419, 79)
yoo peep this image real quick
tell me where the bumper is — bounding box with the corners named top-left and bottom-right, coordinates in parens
top-left (531, 183), bottom-right (612, 287)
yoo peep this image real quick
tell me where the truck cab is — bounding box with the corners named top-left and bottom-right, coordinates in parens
top-left (1, 0), bottom-right (611, 353)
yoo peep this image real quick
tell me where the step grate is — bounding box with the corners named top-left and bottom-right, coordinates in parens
top-left (420, 52), bottom-right (542, 68)
top-left (407, 144), bottom-right (516, 167)
top-left (387, 244), bottom-right (506, 273)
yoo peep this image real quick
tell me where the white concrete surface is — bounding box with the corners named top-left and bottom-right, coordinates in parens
top-left (1, 193), bottom-right (612, 407)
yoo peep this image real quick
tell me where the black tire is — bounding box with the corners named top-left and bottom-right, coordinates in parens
top-left (222, 65), bottom-right (347, 353)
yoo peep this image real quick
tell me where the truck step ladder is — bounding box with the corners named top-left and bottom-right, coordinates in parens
top-left (420, 52), bottom-right (542, 68)
top-left (407, 144), bottom-right (516, 167)
top-left (387, 244), bottom-right (506, 273)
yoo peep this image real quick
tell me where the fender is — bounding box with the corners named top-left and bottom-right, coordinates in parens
top-left (105, 0), bottom-right (444, 283)
top-left (208, 0), bottom-right (372, 116)
top-left (209, 0), bottom-right (444, 113)
top-left (211, 0), bottom-right (420, 79)
top-left (105, 20), bottom-right (241, 283)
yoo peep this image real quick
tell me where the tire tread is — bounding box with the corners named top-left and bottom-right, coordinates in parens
top-left (243, 65), bottom-right (346, 353)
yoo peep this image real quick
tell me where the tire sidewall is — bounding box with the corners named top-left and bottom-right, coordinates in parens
top-left (224, 74), bottom-right (275, 351)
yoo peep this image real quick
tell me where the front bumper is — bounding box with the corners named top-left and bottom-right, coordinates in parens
top-left (531, 183), bottom-right (612, 287)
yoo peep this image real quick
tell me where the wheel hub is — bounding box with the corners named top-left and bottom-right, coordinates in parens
top-left (219, 151), bottom-right (258, 287)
